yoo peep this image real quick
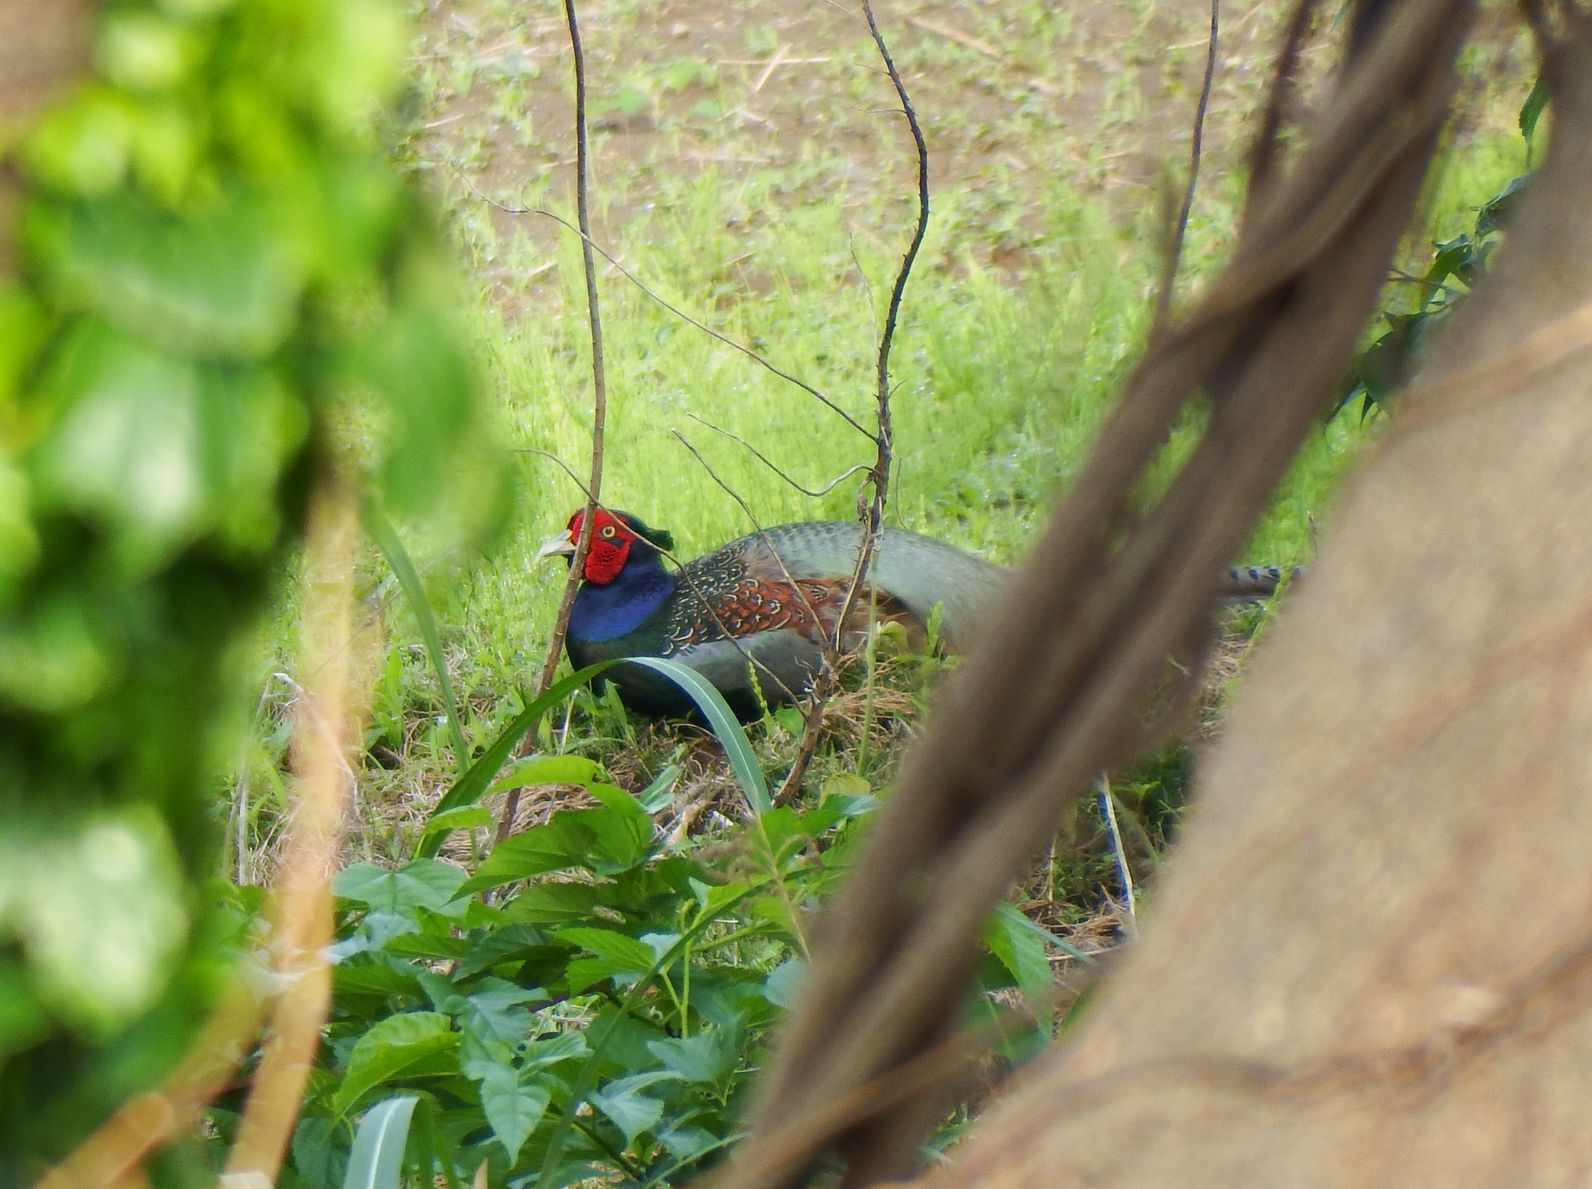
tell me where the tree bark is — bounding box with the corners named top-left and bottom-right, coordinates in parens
top-left (715, 1), bottom-right (1478, 1183)
top-left (925, 15), bottom-right (1592, 1187)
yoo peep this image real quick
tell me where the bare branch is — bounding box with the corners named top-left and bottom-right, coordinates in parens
top-left (457, 179), bottom-right (873, 440)
top-left (684, 414), bottom-right (872, 497)
top-left (833, 0), bottom-right (930, 650)
top-left (1153, 0), bottom-right (1220, 338)
top-left (496, 0), bottom-right (608, 844)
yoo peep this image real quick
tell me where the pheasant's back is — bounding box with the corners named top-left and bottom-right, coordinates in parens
top-left (686, 520), bottom-right (1003, 650)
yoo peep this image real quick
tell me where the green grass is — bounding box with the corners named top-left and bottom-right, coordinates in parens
top-left (235, 1), bottom-right (1540, 868)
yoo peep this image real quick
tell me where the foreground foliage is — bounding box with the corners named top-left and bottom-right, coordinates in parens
top-left (0, 0), bottom-right (500, 1177)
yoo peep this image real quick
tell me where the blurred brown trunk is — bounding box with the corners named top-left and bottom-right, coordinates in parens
top-left (0, 0), bottom-right (91, 272)
top-left (713, 1), bottom-right (1479, 1184)
top-left (924, 16), bottom-right (1592, 1188)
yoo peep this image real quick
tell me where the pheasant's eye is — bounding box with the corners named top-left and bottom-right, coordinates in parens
top-left (600, 525), bottom-right (617, 539)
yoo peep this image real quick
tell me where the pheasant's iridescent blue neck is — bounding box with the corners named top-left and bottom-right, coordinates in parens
top-left (567, 549), bottom-right (675, 641)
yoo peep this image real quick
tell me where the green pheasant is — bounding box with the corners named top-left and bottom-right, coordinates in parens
top-left (539, 507), bottom-right (1289, 719)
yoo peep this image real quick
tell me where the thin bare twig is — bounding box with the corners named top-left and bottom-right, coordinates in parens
top-left (458, 181), bottom-right (873, 441)
top-left (685, 413), bottom-right (872, 497)
top-left (497, 0), bottom-right (607, 844)
top-left (517, 447), bottom-right (594, 497)
top-left (1153, 0), bottom-right (1220, 338)
top-left (668, 432), bottom-right (838, 700)
top-left (832, 0), bottom-right (929, 648)
top-left (767, 0), bottom-right (932, 810)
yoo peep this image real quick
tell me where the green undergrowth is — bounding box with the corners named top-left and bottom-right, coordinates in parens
top-left (218, 8), bottom-right (1542, 1181)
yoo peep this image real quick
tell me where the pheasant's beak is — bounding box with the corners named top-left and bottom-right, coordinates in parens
top-left (535, 529), bottom-right (577, 563)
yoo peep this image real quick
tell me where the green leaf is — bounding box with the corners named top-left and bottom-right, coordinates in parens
top-left (556, 927), bottom-right (660, 990)
top-left (29, 194), bottom-right (307, 359)
top-left (992, 902), bottom-right (1097, 966)
top-left (436, 977), bottom-right (544, 1049)
top-left (342, 1095), bottom-right (419, 1189)
top-left (0, 809), bottom-right (188, 1038)
top-left (364, 501), bottom-right (470, 771)
top-left (461, 788), bottom-right (654, 892)
top-left (1476, 174), bottom-right (1528, 238)
top-left (292, 1115), bottom-right (348, 1188)
top-left (1519, 72), bottom-right (1548, 146)
top-left (334, 860), bottom-right (469, 917)
top-left (474, 1063), bottom-right (551, 1164)
top-left (636, 763), bottom-right (681, 812)
top-left (521, 1030), bottom-right (590, 1070)
top-left (499, 881), bottom-right (609, 927)
top-left (621, 656), bottom-right (769, 813)
top-left (763, 959), bottom-right (806, 1009)
top-left (333, 1012), bottom-right (458, 1115)
top-left (29, 320), bottom-right (307, 572)
top-left (646, 1027), bottom-right (740, 1087)
top-left (983, 903), bottom-right (1053, 1001)
top-left (417, 662), bottom-right (620, 856)
top-left (484, 754), bottom-right (606, 796)
top-left (589, 1073), bottom-right (674, 1146)
top-left (416, 805), bottom-right (493, 840)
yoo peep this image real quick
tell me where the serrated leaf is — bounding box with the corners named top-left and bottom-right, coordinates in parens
top-left (291, 1115), bottom-right (347, 1188)
top-left (333, 1012), bottom-right (457, 1115)
top-left (498, 881), bottom-right (608, 926)
top-left (522, 1030), bottom-right (590, 1070)
top-left (556, 927), bottom-right (659, 990)
top-left (646, 1029), bottom-right (740, 1087)
top-left (1519, 72), bottom-right (1548, 146)
top-left (460, 791), bottom-right (654, 893)
top-left (451, 978), bottom-right (544, 1049)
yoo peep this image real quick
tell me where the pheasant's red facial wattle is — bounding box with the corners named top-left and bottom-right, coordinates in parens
top-left (568, 508), bottom-right (636, 585)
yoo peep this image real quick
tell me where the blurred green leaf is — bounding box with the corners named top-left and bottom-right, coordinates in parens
top-left (342, 1095), bottom-right (418, 1189)
top-left (1520, 73), bottom-right (1548, 146)
top-left (1, 809), bottom-right (188, 1038)
top-left (29, 197), bottom-right (308, 359)
top-left (984, 903), bottom-right (1053, 1001)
